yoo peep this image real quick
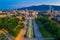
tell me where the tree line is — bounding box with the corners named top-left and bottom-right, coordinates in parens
top-left (35, 16), bottom-right (60, 40)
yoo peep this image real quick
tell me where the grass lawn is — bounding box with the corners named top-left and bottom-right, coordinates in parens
top-left (0, 34), bottom-right (5, 38)
top-left (36, 21), bottom-right (55, 38)
top-left (14, 26), bottom-right (24, 37)
top-left (35, 16), bottom-right (60, 40)
top-left (8, 25), bottom-right (24, 37)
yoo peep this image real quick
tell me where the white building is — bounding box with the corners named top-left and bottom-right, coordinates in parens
top-left (0, 11), bottom-right (2, 13)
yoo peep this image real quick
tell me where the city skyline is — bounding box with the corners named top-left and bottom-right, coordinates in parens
top-left (0, 0), bottom-right (60, 10)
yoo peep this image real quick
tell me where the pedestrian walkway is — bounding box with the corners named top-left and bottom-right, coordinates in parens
top-left (15, 28), bottom-right (26, 40)
top-left (33, 19), bottom-right (44, 40)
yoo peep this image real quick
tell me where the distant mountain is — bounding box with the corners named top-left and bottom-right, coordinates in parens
top-left (17, 5), bottom-right (60, 12)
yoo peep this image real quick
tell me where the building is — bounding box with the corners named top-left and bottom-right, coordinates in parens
top-left (0, 11), bottom-right (2, 13)
top-left (55, 15), bottom-right (60, 21)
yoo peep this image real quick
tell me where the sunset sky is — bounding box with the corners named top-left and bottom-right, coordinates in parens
top-left (0, 0), bottom-right (60, 10)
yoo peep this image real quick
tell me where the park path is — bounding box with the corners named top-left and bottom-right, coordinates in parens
top-left (33, 19), bottom-right (44, 40)
top-left (15, 28), bottom-right (26, 40)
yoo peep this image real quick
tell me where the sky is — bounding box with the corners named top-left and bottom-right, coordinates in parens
top-left (0, 0), bottom-right (60, 10)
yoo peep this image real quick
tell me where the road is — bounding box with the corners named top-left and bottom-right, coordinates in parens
top-left (27, 19), bottom-right (33, 38)
top-left (33, 19), bottom-right (44, 40)
top-left (26, 17), bottom-right (44, 40)
top-left (0, 18), bottom-right (44, 40)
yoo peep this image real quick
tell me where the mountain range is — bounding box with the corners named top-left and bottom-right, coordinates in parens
top-left (17, 5), bottom-right (60, 12)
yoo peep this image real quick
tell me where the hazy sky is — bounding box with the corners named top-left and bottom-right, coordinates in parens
top-left (0, 0), bottom-right (60, 10)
